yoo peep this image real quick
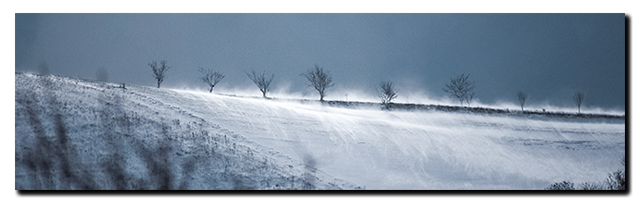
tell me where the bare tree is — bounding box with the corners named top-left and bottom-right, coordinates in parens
top-left (517, 91), bottom-right (527, 111)
top-left (198, 67), bottom-right (225, 93)
top-left (573, 92), bottom-right (585, 114)
top-left (443, 74), bottom-right (475, 106)
top-left (149, 60), bottom-right (170, 88)
top-left (377, 80), bottom-right (398, 108)
top-left (245, 69), bottom-right (274, 98)
top-left (466, 92), bottom-right (475, 107)
top-left (300, 65), bottom-right (334, 101)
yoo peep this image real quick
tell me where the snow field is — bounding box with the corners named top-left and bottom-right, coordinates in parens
top-left (145, 82), bottom-right (625, 189)
top-left (15, 73), bottom-right (625, 189)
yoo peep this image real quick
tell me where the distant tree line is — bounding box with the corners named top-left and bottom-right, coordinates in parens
top-left (147, 60), bottom-right (587, 113)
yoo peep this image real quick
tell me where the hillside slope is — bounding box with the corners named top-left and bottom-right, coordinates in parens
top-left (15, 73), bottom-right (625, 190)
top-left (15, 73), bottom-right (356, 190)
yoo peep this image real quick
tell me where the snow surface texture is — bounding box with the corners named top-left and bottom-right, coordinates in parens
top-left (15, 72), bottom-right (625, 190)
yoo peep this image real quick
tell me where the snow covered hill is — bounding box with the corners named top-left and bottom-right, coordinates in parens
top-left (15, 72), bottom-right (625, 190)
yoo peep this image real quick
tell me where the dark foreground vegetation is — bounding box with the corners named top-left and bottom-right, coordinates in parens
top-left (545, 157), bottom-right (626, 190)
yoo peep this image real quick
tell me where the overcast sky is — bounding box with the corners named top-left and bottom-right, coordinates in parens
top-left (15, 13), bottom-right (625, 111)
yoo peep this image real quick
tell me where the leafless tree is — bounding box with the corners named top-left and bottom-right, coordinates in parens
top-left (573, 92), bottom-right (585, 114)
top-left (517, 91), bottom-right (527, 111)
top-left (443, 74), bottom-right (475, 106)
top-left (300, 65), bottom-right (334, 101)
top-left (377, 80), bottom-right (398, 108)
top-left (149, 60), bottom-right (170, 88)
top-left (466, 92), bottom-right (475, 107)
top-left (198, 67), bottom-right (225, 93)
top-left (245, 69), bottom-right (274, 98)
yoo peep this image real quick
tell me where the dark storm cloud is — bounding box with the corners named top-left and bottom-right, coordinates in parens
top-left (15, 13), bottom-right (625, 110)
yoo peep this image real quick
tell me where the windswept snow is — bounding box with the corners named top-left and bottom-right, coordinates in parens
top-left (15, 73), bottom-right (625, 190)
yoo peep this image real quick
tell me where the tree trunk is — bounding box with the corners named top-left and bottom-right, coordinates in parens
top-left (157, 81), bottom-right (160, 88)
top-left (209, 86), bottom-right (213, 93)
top-left (262, 91), bottom-right (266, 98)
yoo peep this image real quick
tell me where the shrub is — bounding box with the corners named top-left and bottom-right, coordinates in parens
top-left (579, 182), bottom-right (604, 190)
top-left (546, 156), bottom-right (625, 190)
top-left (604, 170), bottom-right (625, 190)
top-left (545, 181), bottom-right (575, 190)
